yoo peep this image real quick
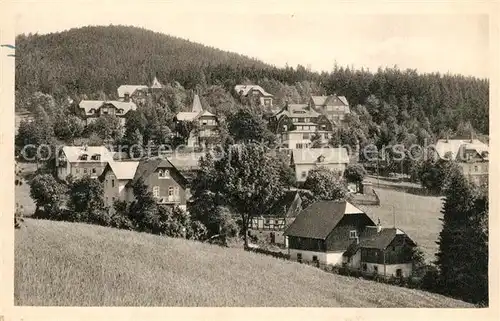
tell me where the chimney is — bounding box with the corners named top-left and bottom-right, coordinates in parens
top-left (377, 218), bottom-right (382, 233)
top-left (83, 144), bottom-right (88, 152)
top-left (124, 93), bottom-right (130, 102)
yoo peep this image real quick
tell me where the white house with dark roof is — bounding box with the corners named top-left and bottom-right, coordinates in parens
top-left (290, 148), bottom-right (350, 183)
top-left (173, 94), bottom-right (218, 147)
top-left (309, 95), bottom-right (350, 125)
top-left (234, 84), bottom-right (273, 108)
top-left (78, 100), bottom-right (137, 127)
top-left (342, 225), bottom-right (417, 278)
top-left (284, 200), bottom-right (376, 265)
top-left (56, 145), bottom-right (115, 181)
top-left (433, 138), bottom-right (489, 186)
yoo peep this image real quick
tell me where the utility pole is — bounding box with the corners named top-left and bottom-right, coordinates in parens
top-left (392, 205), bottom-right (396, 228)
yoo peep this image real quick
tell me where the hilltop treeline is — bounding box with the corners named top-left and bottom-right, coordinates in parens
top-left (16, 25), bottom-right (488, 139)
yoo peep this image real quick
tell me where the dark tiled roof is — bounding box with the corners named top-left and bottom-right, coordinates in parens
top-left (265, 190), bottom-right (302, 217)
top-left (128, 157), bottom-right (188, 187)
top-left (343, 227), bottom-right (417, 257)
top-left (284, 201), bottom-right (364, 239)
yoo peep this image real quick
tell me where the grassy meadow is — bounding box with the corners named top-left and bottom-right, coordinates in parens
top-left (358, 188), bottom-right (444, 262)
top-left (14, 219), bottom-right (471, 307)
top-left (15, 162), bottom-right (37, 216)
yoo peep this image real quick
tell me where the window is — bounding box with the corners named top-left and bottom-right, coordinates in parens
top-left (84, 168), bottom-right (88, 174)
top-left (91, 154), bottom-right (101, 160)
top-left (168, 186), bottom-right (174, 196)
top-left (474, 165), bottom-right (479, 172)
top-left (349, 230), bottom-right (357, 239)
top-left (158, 169), bottom-right (164, 177)
top-left (111, 179), bottom-right (115, 188)
top-left (362, 263), bottom-right (367, 271)
top-left (112, 197), bottom-right (115, 202)
top-left (301, 171), bottom-right (307, 178)
top-left (153, 186), bottom-right (160, 198)
top-left (79, 154), bottom-right (88, 160)
top-left (312, 255), bottom-right (318, 262)
top-left (303, 133), bottom-right (310, 140)
top-left (297, 253), bottom-right (302, 263)
top-left (292, 118), bottom-right (298, 123)
top-left (76, 168), bottom-right (80, 174)
top-left (202, 120), bottom-right (207, 125)
top-left (321, 125), bottom-right (326, 130)
top-left (396, 269), bottom-right (402, 278)
top-left (374, 266), bottom-right (378, 274)
top-left (92, 168), bottom-right (97, 174)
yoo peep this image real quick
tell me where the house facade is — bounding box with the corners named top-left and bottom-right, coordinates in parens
top-left (234, 85), bottom-right (274, 108)
top-left (117, 76), bottom-right (165, 105)
top-left (173, 94), bottom-right (218, 148)
top-left (78, 100), bottom-right (137, 127)
top-left (433, 138), bottom-right (489, 186)
top-left (269, 103), bottom-right (335, 149)
top-left (117, 85), bottom-right (149, 106)
top-left (290, 148), bottom-right (349, 184)
top-left (99, 157), bottom-right (190, 210)
top-left (284, 201), bottom-right (376, 265)
top-left (309, 95), bottom-right (350, 125)
top-left (342, 226), bottom-right (417, 278)
top-left (56, 145), bottom-right (115, 181)
top-left (248, 190), bottom-right (303, 245)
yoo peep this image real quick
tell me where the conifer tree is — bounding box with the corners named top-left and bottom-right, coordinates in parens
top-left (435, 166), bottom-right (488, 304)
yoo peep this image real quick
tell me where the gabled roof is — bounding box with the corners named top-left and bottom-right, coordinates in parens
top-left (311, 95), bottom-right (349, 107)
top-left (291, 148), bottom-right (349, 165)
top-left (151, 76), bottom-right (163, 89)
top-left (175, 112), bottom-right (200, 121)
top-left (128, 157), bottom-right (189, 187)
top-left (107, 161), bottom-right (140, 180)
top-left (273, 104), bottom-right (320, 120)
top-left (174, 95), bottom-right (215, 121)
top-left (343, 227), bottom-right (416, 257)
top-left (78, 100), bottom-right (137, 116)
top-left (234, 85), bottom-right (273, 97)
top-left (61, 145), bottom-right (114, 163)
top-left (265, 190), bottom-right (302, 217)
top-left (166, 152), bottom-right (205, 170)
top-left (434, 139), bottom-right (488, 161)
top-left (117, 85), bottom-right (149, 98)
top-left (284, 201), bottom-right (369, 239)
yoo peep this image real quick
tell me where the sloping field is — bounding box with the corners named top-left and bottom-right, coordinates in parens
top-left (14, 219), bottom-right (471, 307)
top-left (358, 188), bottom-right (444, 262)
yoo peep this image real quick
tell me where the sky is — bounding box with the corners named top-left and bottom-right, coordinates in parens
top-left (10, 1), bottom-right (491, 78)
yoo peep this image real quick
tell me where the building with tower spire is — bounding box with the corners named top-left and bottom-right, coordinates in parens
top-left (173, 94), bottom-right (219, 148)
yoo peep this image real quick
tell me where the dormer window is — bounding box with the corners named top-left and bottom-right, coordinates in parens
top-left (117, 109), bottom-right (124, 114)
top-left (317, 155), bottom-right (325, 163)
top-left (79, 154), bottom-right (88, 160)
top-left (91, 154), bottom-right (101, 161)
top-left (158, 169), bottom-right (170, 179)
top-left (89, 109), bottom-right (95, 114)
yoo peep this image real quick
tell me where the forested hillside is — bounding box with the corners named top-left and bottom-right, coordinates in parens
top-left (16, 25), bottom-right (489, 147)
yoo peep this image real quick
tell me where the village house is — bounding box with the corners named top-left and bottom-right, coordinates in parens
top-left (342, 224), bottom-right (417, 278)
top-left (309, 95), bottom-right (350, 125)
top-left (173, 94), bottom-right (218, 148)
top-left (117, 76), bottom-right (164, 106)
top-left (56, 145), bottom-right (115, 181)
top-left (283, 200), bottom-right (376, 265)
top-left (100, 156), bottom-right (190, 210)
top-left (234, 84), bottom-right (274, 108)
top-left (433, 138), bottom-right (489, 186)
top-left (78, 100), bottom-right (137, 127)
top-left (290, 148), bottom-right (350, 184)
top-left (269, 103), bottom-right (335, 149)
top-left (248, 190), bottom-right (303, 245)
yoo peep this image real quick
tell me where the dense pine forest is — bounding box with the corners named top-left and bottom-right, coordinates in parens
top-left (16, 25), bottom-right (489, 149)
